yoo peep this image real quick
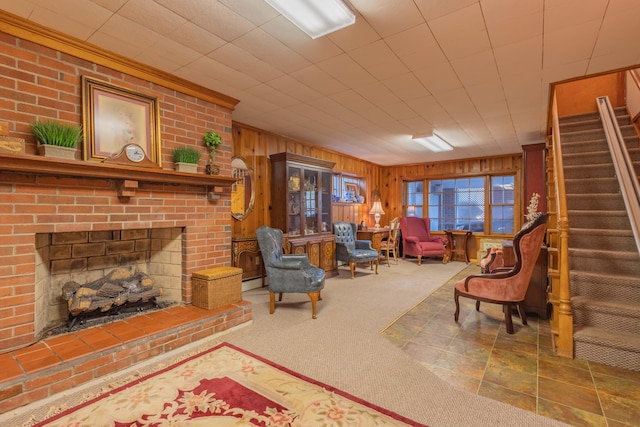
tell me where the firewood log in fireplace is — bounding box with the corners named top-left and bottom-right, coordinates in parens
top-left (62, 268), bottom-right (163, 316)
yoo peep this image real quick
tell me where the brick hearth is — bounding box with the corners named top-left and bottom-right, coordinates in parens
top-left (0, 302), bottom-right (251, 414)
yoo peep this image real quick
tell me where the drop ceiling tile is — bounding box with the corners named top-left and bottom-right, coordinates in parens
top-left (290, 65), bottom-right (348, 96)
top-left (136, 37), bottom-right (201, 73)
top-left (543, 21), bottom-right (601, 67)
top-left (544, 0), bottom-right (608, 29)
top-left (349, 40), bottom-right (409, 80)
top-left (493, 36), bottom-right (543, 79)
top-left (385, 24), bottom-right (448, 71)
top-left (349, 0), bottom-right (425, 37)
top-left (465, 80), bottom-right (506, 105)
top-left (266, 75), bottom-right (323, 103)
top-left (355, 81), bottom-right (401, 106)
top-left (118, 0), bottom-right (187, 36)
top-left (218, 0), bottom-right (279, 26)
top-left (25, 1), bottom-right (112, 40)
top-left (261, 16), bottom-right (345, 63)
top-left (169, 22), bottom-right (226, 55)
top-left (317, 54), bottom-right (377, 88)
top-left (382, 73), bottom-right (431, 101)
top-left (177, 56), bottom-right (260, 92)
top-left (414, 0), bottom-right (478, 21)
top-left (427, 3), bottom-right (491, 61)
top-left (233, 28), bottom-right (311, 74)
top-left (208, 43), bottom-right (283, 83)
top-left (481, 0), bottom-right (543, 47)
top-left (414, 61), bottom-right (462, 95)
top-left (451, 50), bottom-right (499, 86)
top-left (325, 14), bottom-right (380, 52)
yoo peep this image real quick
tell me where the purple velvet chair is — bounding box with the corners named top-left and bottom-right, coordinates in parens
top-left (399, 217), bottom-right (447, 265)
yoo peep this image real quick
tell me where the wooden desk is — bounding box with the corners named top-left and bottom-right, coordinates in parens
top-left (445, 230), bottom-right (472, 263)
top-left (357, 228), bottom-right (389, 252)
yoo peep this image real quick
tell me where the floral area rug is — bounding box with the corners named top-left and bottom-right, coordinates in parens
top-left (34, 342), bottom-right (427, 426)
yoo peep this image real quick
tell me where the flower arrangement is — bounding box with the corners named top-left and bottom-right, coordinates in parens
top-left (526, 192), bottom-right (541, 222)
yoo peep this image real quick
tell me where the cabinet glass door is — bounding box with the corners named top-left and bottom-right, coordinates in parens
top-left (287, 166), bottom-right (302, 235)
top-left (320, 171), bottom-right (331, 232)
top-left (303, 169), bottom-right (319, 235)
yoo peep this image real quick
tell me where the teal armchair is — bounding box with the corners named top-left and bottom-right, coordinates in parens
top-left (256, 226), bottom-right (325, 319)
top-left (333, 221), bottom-right (379, 279)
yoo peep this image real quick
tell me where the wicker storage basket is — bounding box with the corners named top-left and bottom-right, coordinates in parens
top-left (192, 266), bottom-right (243, 310)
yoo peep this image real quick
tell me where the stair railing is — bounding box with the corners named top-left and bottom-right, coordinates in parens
top-left (547, 93), bottom-right (573, 358)
top-left (596, 96), bottom-right (640, 256)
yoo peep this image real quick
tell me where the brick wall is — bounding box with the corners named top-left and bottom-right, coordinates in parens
top-left (0, 33), bottom-right (234, 352)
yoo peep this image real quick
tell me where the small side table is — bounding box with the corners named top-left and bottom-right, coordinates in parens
top-left (445, 230), bottom-right (472, 263)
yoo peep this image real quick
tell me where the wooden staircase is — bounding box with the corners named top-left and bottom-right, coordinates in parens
top-left (558, 107), bottom-right (640, 371)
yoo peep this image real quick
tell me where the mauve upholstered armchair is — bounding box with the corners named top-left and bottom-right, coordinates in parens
top-left (454, 213), bottom-right (548, 334)
top-left (256, 226), bottom-right (325, 319)
top-left (399, 217), bottom-right (448, 265)
top-left (333, 221), bottom-right (379, 279)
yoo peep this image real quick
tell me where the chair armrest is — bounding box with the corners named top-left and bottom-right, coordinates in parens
top-left (355, 240), bottom-right (374, 250)
top-left (282, 254), bottom-right (309, 263)
top-left (272, 260), bottom-right (303, 270)
top-left (405, 236), bottom-right (419, 244)
top-left (429, 236), bottom-right (447, 245)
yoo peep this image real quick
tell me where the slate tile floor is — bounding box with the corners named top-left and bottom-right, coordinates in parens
top-left (381, 264), bottom-right (640, 427)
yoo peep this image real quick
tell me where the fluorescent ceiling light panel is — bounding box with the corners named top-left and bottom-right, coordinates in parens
top-left (412, 134), bottom-right (454, 152)
top-left (264, 0), bottom-right (355, 39)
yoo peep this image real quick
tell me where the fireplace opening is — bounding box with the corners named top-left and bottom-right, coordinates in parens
top-left (34, 228), bottom-right (184, 338)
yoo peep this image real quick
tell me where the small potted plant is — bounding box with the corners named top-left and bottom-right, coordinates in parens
top-left (172, 147), bottom-right (201, 173)
top-left (203, 131), bottom-right (222, 175)
top-left (31, 120), bottom-right (82, 160)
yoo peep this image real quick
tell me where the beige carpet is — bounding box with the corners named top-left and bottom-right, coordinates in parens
top-left (4, 259), bottom-right (570, 426)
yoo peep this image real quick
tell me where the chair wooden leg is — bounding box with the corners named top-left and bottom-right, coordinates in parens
top-left (417, 256), bottom-right (422, 266)
top-left (278, 292), bottom-right (283, 301)
top-left (517, 303), bottom-right (528, 325)
top-left (393, 249), bottom-right (398, 265)
top-left (269, 292), bottom-right (276, 315)
top-left (374, 259), bottom-right (379, 274)
top-left (308, 291), bottom-right (320, 319)
top-left (503, 304), bottom-right (514, 334)
top-left (349, 262), bottom-right (355, 279)
top-left (475, 300), bottom-right (481, 311)
top-left (454, 290), bottom-right (461, 322)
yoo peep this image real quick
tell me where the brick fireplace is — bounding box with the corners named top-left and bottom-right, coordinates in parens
top-left (0, 157), bottom-right (238, 352)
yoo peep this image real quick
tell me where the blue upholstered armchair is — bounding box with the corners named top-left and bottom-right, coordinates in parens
top-left (333, 221), bottom-right (379, 279)
top-left (256, 226), bottom-right (325, 319)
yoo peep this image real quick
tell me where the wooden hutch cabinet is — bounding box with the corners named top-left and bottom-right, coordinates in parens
top-left (270, 153), bottom-right (338, 276)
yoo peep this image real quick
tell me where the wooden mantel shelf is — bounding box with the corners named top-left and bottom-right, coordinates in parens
top-left (0, 153), bottom-right (236, 197)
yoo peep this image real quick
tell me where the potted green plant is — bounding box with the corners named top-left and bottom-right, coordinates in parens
top-left (31, 120), bottom-right (82, 160)
top-left (203, 131), bottom-right (222, 175)
top-left (172, 147), bottom-right (201, 173)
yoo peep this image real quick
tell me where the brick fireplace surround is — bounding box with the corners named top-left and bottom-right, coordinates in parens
top-left (0, 19), bottom-right (252, 414)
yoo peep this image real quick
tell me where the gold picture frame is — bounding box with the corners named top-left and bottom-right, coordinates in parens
top-left (82, 76), bottom-right (161, 165)
top-left (345, 182), bottom-right (358, 196)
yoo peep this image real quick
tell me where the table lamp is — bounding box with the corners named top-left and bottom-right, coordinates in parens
top-left (369, 201), bottom-right (385, 228)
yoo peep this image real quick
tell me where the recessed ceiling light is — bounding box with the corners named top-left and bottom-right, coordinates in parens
top-left (412, 134), bottom-right (453, 152)
top-left (264, 0), bottom-right (356, 39)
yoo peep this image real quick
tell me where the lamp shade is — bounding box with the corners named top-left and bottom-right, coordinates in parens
top-left (369, 201), bottom-right (385, 228)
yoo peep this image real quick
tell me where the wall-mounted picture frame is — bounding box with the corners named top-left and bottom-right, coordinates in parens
top-left (345, 182), bottom-right (358, 196)
top-left (82, 76), bottom-right (161, 165)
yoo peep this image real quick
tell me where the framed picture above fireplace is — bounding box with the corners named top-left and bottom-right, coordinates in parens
top-left (82, 76), bottom-right (161, 166)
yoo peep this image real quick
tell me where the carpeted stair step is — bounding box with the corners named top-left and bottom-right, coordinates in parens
top-left (568, 210), bottom-right (631, 230)
top-left (559, 111), bottom-right (602, 124)
top-left (572, 296), bottom-right (640, 334)
top-left (566, 193), bottom-right (626, 211)
top-left (570, 271), bottom-right (640, 304)
top-left (569, 228), bottom-right (637, 252)
top-left (564, 176), bottom-right (620, 194)
top-left (574, 326), bottom-right (640, 371)
top-left (560, 125), bottom-right (636, 143)
top-left (562, 148), bottom-right (640, 166)
top-left (569, 248), bottom-right (640, 276)
top-left (563, 163), bottom-right (615, 180)
top-left (561, 135), bottom-right (638, 155)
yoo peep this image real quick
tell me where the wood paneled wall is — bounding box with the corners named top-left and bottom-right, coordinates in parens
top-left (231, 122), bottom-right (382, 238)
top-left (232, 120), bottom-right (525, 259)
